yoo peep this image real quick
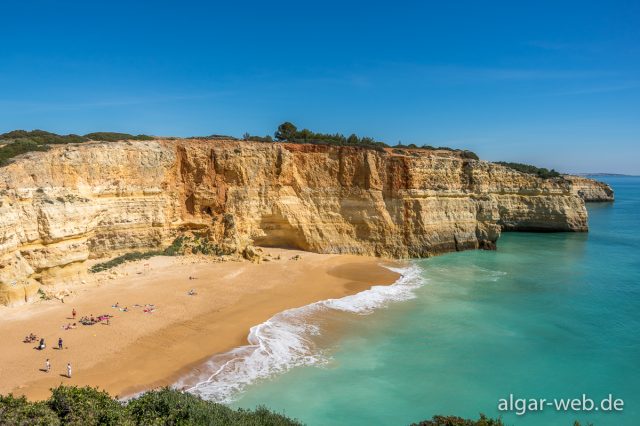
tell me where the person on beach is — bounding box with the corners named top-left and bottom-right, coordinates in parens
top-left (38, 338), bottom-right (45, 350)
top-left (72, 308), bottom-right (76, 319)
top-left (67, 363), bottom-right (72, 378)
top-left (58, 337), bottom-right (63, 350)
top-left (45, 359), bottom-right (50, 373)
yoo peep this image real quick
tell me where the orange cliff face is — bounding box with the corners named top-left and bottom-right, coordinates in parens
top-left (0, 139), bottom-right (596, 305)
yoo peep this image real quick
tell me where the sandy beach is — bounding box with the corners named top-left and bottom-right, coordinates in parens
top-left (0, 248), bottom-right (400, 400)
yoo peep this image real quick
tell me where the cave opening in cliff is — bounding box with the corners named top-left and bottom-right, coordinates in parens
top-left (253, 213), bottom-right (309, 251)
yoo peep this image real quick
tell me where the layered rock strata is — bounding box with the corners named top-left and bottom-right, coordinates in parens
top-left (564, 175), bottom-right (615, 202)
top-left (0, 140), bottom-right (600, 305)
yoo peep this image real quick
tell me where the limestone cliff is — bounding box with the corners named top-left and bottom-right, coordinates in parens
top-left (0, 139), bottom-right (593, 305)
top-left (564, 175), bottom-right (614, 202)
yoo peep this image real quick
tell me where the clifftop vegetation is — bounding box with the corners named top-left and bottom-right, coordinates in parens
top-left (0, 124), bottom-right (481, 165)
top-left (243, 122), bottom-right (480, 159)
top-left (0, 130), bottom-right (154, 166)
top-left (494, 161), bottom-right (561, 179)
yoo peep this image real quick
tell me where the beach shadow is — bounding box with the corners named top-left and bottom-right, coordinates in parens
top-left (39, 368), bottom-right (48, 372)
top-left (59, 374), bottom-right (70, 378)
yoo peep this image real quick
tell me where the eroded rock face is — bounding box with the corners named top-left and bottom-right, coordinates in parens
top-left (0, 140), bottom-right (594, 305)
top-left (564, 175), bottom-right (615, 202)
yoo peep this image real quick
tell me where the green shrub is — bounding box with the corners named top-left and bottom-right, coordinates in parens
top-left (495, 161), bottom-right (561, 178)
top-left (268, 122), bottom-right (388, 149)
top-left (410, 414), bottom-right (503, 426)
top-left (84, 132), bottom-right (154, 142)
top-left (392, 143), bottom-right (479, 159)
top-left (127, 388), bottom-right (300, 426)
top-left (188, 134), bottom-right (238, 140)
top-left (163, 236), bottom-right (186, 256)
top-left (89, 250), bottom-right (163, 273)
top-left (0, 129), bottom-right (86, 145)
top-left (460, 150), bottom-right (479, 160)
top-left (47, 386), bottom-right (130, 426)
top-left (89, 235), bottom-right (231, 273)
top-left (126, 388), bottom-right (236, 425)
top-left (0, 394), bottom-right (61, 425)
top-left (0, 130), bottom-right (155, 166)
top-left (1, 386), bottom-right (300, 425)
top-left (0, 139), bottom-right (50, 166)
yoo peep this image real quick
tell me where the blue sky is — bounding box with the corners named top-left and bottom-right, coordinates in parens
top-left (1, 1), bottom-right (638, 174)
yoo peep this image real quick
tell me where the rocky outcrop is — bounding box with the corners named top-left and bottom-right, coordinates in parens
top-left (0, 140), bottom-right (593, 305)
top-left (564, 175), bottom-right (614, 202)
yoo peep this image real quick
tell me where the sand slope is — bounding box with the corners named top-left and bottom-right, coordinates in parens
top-left (0, 248), bottom-right (399, 400)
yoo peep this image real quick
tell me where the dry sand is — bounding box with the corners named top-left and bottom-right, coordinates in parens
top-left (0, 248), bottom-right (399, 400)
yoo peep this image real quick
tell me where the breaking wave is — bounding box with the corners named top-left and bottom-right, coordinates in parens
top-left (175, 264), bottom-right (427, 403)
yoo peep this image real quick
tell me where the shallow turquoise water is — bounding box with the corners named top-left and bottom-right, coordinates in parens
top-left (232, 177), bottom-right (640, 425)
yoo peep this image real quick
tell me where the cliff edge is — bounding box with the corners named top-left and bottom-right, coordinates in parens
top-left (0, 139), bottom-right (601, 305)
top-left (564, 175), bottom-right (615, 202)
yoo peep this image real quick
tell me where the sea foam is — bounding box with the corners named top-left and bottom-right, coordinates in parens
top-left (176, 264), bottom-right (427, 403)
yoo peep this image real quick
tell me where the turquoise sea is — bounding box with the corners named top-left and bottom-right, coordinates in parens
top-left (191, 177), bottom-right (640, 425)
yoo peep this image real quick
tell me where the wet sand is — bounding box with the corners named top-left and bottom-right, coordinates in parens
top-left (0, 248), bottom-right (399, 400)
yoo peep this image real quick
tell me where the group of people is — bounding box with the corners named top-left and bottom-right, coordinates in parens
top-left (23, 333), bottom-right (38, 343)
top-left (130, 303), bottom-right (156, 313)
top-left (43, 359), bottom-right (72, 378)
top-left (31, 337), bottom-right (65, 350)
top-left (112, 302), bottom-right (128, 312)
top-left (79, 313), bottom-right (112, 326)
top-left (28, 308), bottom-right (79, 379)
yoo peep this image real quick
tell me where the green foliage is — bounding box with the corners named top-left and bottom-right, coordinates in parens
top-left (274, 122), bottom-right (298, 141)
top-left (495, 161), bottom-right (561, 178)
top-left (410, 413), bottom-right (504, 426)
top-left (243, 134), bottom-right (274, 143)
top-left (89, 235), bottom-right (231, 273)
top-left (393, 143), bottom-right (479, 160)
top-left (128, 389), bottom-right (272, 426)
top-left (126, 388), bottom-right (234, 425)
top-left (84, 132), bottom-right (154, 142)
top-left (89, 250), bottom-right (163, 273)
top-left (0, 139), bottom-right (50, 166)
top-left (264, 122), bottom-right (480, 156)
top-left (127, 388), bottom-right (301, 426)
top-left (0, 127), bottom-right (482, 165)
top-left (188, 235), bottom-right (228, 256)
top-left (163, 235), bottom-right (187, 256)
top-left (270, 122), bottom-right (388, 151)
top-left (48, 386), bottom-right (130, 426)
top-left (0, 394), bottom-right (61, 425)
top-left (0, 386), bottom-right (301, 425)
top-left (0, 130), bottom-right (155, 166)
top-left (188, 134), bottom-right (238, 140)
top-left (0, 129), bottom-right (86, 145)
top-left (459, 150), bottom-right (479, 160)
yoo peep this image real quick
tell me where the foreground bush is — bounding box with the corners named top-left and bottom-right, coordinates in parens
top-left (0, 394), bottom-right (60, 425)
top-left (411, 414), bottom-right (503, 426)
top-left (0, 386), bottom-right (301, 425)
